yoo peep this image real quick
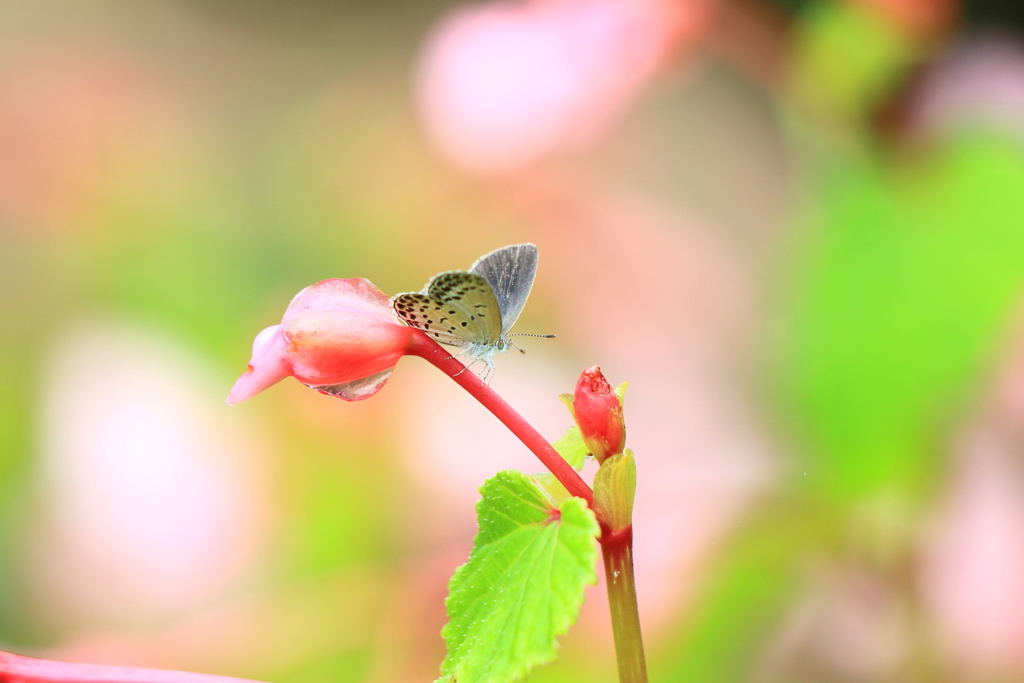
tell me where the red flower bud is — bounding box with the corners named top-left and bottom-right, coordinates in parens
top-left (228, 278), bottom-right (418, 404)
top-left (563, 365), bottom-right (625, 464)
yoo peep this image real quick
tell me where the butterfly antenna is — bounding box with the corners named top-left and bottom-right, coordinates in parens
top-left (507, 333), bottom-right (554, 355)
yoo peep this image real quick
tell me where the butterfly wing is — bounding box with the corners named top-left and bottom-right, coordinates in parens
top-left (393, 293), bottom-right (471, 346)
top-left (469, 243), bottom-right (538, 336)
top-left (426, 271), bottom-right (503, 345)
top-left (393, 271), bottom-right (502, 347)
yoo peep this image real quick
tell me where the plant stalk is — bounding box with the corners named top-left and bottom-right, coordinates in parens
top-left (408, 332), bottom-right (593, 505)
top-left (410, 333), bottom-right (647, 681)
top-left (602, 527), bottom-right (648, 683)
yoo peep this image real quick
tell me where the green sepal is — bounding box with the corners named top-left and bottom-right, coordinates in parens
top-left (614, 381), bottom-right (629, 408)
top-left (558, 393), bottom-right (575, 417)
top-left (593, 450), bottom-right (636, 532)
top-left (437, 470), bottom-right (600, 683)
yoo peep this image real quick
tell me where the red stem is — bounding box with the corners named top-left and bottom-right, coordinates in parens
top-left (407, 331), bottom-right (593, 506)
top-left (0, 651), bottom-right (265, 683)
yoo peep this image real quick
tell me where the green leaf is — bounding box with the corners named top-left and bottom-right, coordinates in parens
top-left (438, 470), bottom-right (600, 683)
top-left (528, 473), bottom-right (571, 507)
top-left (780, 134), bottom-right (1024, 499)
top-left (552, 426), bottom-right (588, 470)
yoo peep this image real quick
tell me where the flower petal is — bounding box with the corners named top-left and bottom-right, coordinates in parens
top-left (226, 325), bottom-right (290, 405)
top-left (305, 367), bottom-right (395, 401)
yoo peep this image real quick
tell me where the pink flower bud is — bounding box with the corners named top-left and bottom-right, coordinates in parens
top-left (228, 278), bottom-right (418, 404)
top-left (564, 365), bottom-right (625, 464)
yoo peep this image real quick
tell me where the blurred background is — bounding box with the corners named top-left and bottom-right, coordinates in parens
top-left (2, 0), bottom-right (1024, 681)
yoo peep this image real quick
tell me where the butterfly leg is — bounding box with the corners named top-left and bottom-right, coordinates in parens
top-left (481, 357), bottom-right (497, 385)
top-left (443, 347), bottom-right (473, 363)
top-left (453, 357), bottom-right (481, 378)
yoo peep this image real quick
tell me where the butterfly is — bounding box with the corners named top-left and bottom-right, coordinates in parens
top-left (392, 243), bottom-right (552, 381)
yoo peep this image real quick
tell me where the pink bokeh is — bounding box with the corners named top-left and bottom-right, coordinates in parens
top-left (922, 429), bottom-right (1024, 678)
top-left (416, 0), bottom-right (710, 174)
top-left (910, 36), bottom-right (1024, 144)
top-left (0, 49), bottom-right (185, 231)
top-left (34, 322), bottom-right (271, 629)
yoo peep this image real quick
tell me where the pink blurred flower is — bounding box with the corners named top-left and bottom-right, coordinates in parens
top-left (909, 37), bottom-right (1024, 145)
top-left (0, 649), bottom-right (265, 683)
top-left (922, 432), bottom-right (1024, 677)
top-left (228, 278), bottom-right (418, 404)
top-left (37, 323), bottom-right (270, 628)
top-left (416, 0), bottom-right (709, 174)
top-left (757, 564), bottom-right (910, 681)
top-left (0, 50), bottom-right (185, 231)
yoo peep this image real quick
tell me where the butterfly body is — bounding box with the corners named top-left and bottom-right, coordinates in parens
top-left (393, 244), bottom-right (541, 379)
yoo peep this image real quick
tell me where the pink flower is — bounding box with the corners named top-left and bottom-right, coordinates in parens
top-left (922, 436), bottom-right (1024, 677)
top-left (229, 271), bottom-right (594, 504)
top-left (415, 0), bottom-right (708, 174)
top-left (908, 37), bottom-right (1024, 146)
top-left (227, 278), bottom-right (418, 404)
top-left (0, 649), bottom-right (265, 683)
top-left (563, 365), bottom-right (625, 464)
